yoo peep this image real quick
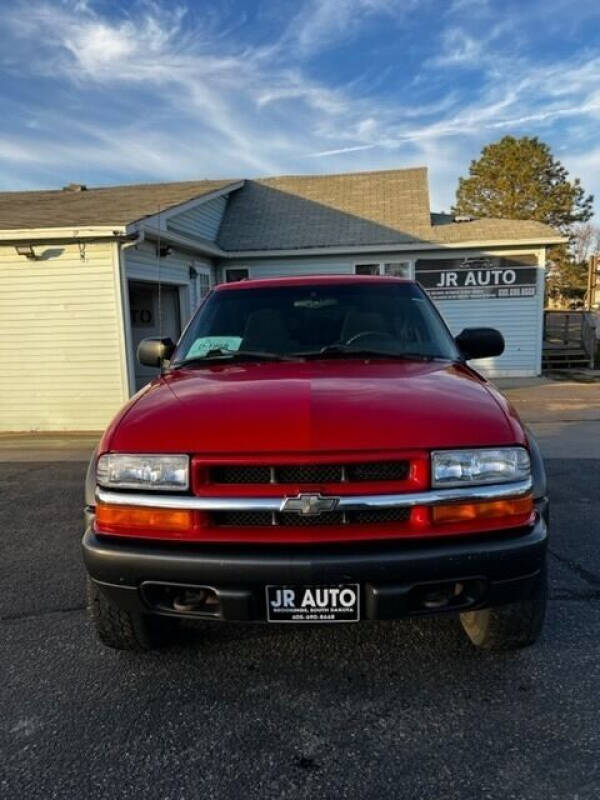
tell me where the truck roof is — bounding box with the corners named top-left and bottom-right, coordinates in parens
top-left (215, 275), bottom-right (414, 291)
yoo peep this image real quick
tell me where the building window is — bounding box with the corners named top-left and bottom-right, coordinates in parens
top-left (355, 263), bottom-right (380, 276)
top-left (383, 262), bottom-right (410, 278)
top-left (354, 262), bottom-right (411, 277)
top-left (225, 268), bottom-right (249, 282)
top-left (198, 273), bottom-right (211, 298)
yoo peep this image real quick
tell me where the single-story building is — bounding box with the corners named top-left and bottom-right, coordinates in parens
top-left (0, 167), bottom-right (565, 431)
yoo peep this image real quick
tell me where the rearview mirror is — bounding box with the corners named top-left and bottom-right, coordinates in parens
top-left (455, 328), bottom-right (504, 361)
top-left (137, 337), bottom-right (176, 367)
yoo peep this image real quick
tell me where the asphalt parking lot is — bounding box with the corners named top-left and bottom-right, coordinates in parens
top-left (2, 380), bottom-right (600, 799)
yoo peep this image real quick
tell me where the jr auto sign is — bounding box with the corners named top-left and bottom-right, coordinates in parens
top-left (415, 256), bottom-right (538, 301)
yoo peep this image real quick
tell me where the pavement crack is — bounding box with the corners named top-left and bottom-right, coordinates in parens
top-left (549, 548), bottom-right (600, 587)
top-left (1, 604), bottom-right (86, 622)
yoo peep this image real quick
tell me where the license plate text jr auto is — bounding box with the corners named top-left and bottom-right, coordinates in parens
top-left (266, 584), bottom-right (360, 623)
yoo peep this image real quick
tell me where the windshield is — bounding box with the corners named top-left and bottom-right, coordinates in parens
top-left (173, 281), bottom-right (460, 364)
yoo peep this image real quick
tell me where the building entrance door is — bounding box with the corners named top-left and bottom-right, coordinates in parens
top-left (129, 281), bottom-right (181, 390)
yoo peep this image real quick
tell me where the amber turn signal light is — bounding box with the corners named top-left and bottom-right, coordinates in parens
top-left (432, 495), bottom-right (533, 524)
top-left (95, 502), bottom-right (194, 534)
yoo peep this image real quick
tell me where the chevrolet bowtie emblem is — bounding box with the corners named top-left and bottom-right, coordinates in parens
top-left (280, 493), bottom-right (340, 516)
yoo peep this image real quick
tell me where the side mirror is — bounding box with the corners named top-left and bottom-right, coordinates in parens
top-left (137, 337), bottom-right (176, 367)
top-left (455, 328), bottom-right (504, 360)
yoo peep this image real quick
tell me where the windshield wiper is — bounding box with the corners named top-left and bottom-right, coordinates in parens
top-left (297, 345), bottom-right (440, 361)
top-left (173, 348), bottom-right (299, 368)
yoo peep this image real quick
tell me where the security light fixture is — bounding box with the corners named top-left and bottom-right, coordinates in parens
top-left (15, 244), bottom-right (37, 260)
top-left (157, 244), bottom-right (173, 258)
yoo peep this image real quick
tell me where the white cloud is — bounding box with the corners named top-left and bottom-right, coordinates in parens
top-left (562, 149), bottom-right (600, 210)
top-left (1, 1), bottom-right (284, 174)
top-left (281, 0), bottom-right (402, 57)
top-left (565, 148), bottom-right (600, 175)
top-left (446, 0), bottom-right (491, 13)
top-left (64, 21), bottom-right (138, 72)
top-left (429, 28), bottom-right (482, 66)
top-left (427, 20), bottom-right (515, 68)
top-left (0, 138), bottom-right (55, 164)
top-left (308, 144), bottom-right (377, 157)
top-left (256, 74), bottom-right (349, 114)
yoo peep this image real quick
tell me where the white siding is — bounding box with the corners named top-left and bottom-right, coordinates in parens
top-left (0, 241), bottom-right (128, 431)
top-left (167, 195), bottom-right (227, 241)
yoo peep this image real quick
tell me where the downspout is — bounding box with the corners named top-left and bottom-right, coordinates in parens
top-left (117, 230), bottom-right (145, 397)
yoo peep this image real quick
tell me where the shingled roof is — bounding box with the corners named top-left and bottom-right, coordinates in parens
top-left (217, 168), bottom-right (562, 251)
top-left (425, 216), bottom-right (560, 245)
top-left (0, 179), bottom-right (238, 229)
top-left (0, 168), bottom-right (563, 248)
top-left (218, 168), bottom-right (432, 251)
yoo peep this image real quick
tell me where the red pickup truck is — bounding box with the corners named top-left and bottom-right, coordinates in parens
top-left (83, 276), bottom-right (548, 652)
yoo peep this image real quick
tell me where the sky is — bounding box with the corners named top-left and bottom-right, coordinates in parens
top-left (1, 0), bottom-right (600, 215)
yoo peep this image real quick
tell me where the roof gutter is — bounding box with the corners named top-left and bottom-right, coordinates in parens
top-left (221, 236), bottom-right (567, 259)
top-left (114, 230), bottom-right (145, 399)
top-left (0, 221), bottom-right (224, 257)
top-left (120, 229), bottom-right (144, 253)
top-left (0, 226), bottom-right (128, 243)
top-left (0, 225), bottom-right (567, 257)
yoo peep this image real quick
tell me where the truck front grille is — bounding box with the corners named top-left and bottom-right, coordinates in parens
top-left (210, 461), bottom-right (410, 485)
top-left (212, 507), bottom-right (410, 527)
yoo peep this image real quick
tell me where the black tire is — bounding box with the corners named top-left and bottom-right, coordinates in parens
top-left (460, 564), bottom-right (547, 651)
top-left (87, 578), bottom-right (166, 651)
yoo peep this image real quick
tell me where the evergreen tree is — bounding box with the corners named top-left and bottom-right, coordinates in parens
top-left (453, 136), bottom-right (593, 231)
top-left (453, 136), bottom-right (594, 306)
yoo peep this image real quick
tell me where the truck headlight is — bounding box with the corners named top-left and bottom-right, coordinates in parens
top-left (96, 454), bottom-right (189, 491)
top-left (431, 447), bottom-right (530, 488)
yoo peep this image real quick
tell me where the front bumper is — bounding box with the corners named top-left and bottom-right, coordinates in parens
top-left (82, 499), bottom-right (548, 622)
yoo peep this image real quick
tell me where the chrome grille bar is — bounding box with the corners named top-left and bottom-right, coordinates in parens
top-left (96, 477), bottom-right (533, 512)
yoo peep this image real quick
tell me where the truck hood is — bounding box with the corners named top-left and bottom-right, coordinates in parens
top-left (104, 360), bottom-right (524, 454)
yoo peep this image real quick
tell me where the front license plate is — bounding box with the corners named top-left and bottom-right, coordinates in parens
top-left (266, 584), bottom-right (360, 623)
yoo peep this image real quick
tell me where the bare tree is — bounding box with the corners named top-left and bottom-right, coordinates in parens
top-left (571, 222), bottom-right (600, 264)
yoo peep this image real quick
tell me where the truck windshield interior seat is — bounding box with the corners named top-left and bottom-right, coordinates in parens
top-left (340, 311), bottom-right (389, 342)
top-left (241, 308), bottom-right (298, 352)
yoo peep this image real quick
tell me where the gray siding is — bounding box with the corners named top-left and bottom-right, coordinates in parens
top-left (436, 289), bottom-right (542, 377)
top-left (238, 257), bottom-right (351, 279)
top-left (125, 241), bottom-right (215, 323)
top-left (218, 251), bottom-right (407, 281)
top-left (419, 253), bottom-right (545, 378)
top-left (167, 195), bottom-right (228, 241)
top-left (0, 241), bottom-right (127, 431)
